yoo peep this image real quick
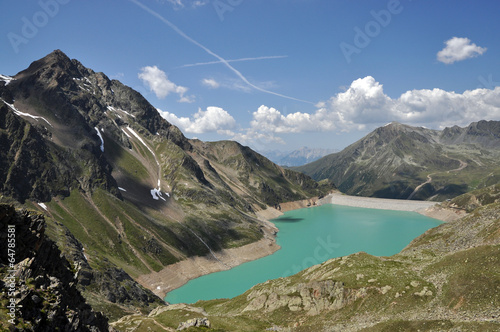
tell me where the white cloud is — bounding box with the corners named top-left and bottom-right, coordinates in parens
top-left (437, 37), bottom-right (487, 64)
top-left (250, 105), bottom-right (334, 133)
top-left (201, 78), bottom-right (220, 89)
top-left (160, 75), bottom-right (500, 146)
top-left (158, 106), bottom-right (236, 134)
top-left (230, 129), bottom-right (286, 145)
top-left (246, 76), bottom-right (500, 140)
top-left (138, 66), bottom-right (195, 103)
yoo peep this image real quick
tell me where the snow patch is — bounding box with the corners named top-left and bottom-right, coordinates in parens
top-left (121, 128), bottom-right (131, 138)
top-left (126, 126), bottom-right (159, 165)
top-left (0, 74), bottom-right (14, 85)
top-left (1, 99), bottom-right (53, 127)
top-left (95, 127), bottom-right (104, 152)
top-left (38, 203), bottom-right (48, 211)
top-left (119, 109), bottom-right (136, 118)
top-left (107, 105), bottom-right (136, 118)
top-left (150, 188), bottom-right (166, 201)
top-left (118, 187), bottom-right (127, 192)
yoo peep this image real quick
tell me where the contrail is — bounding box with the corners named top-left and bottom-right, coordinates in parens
top-left (180, 55), bottom-right (289, 68)
top-left (128, 0), bottom-right (314, 104)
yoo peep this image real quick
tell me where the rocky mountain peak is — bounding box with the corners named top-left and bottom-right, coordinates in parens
top-left (15, 49), bottom-right (84, 83)
top-left (440, 120), bottom-right (500, 148)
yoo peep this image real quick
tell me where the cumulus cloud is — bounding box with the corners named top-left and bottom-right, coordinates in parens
top-left (231, 129), bottom-right (286, 145)
top-left (247, 76), bottom-right (500, 140)
top-left (158, 106), bottom-right (236, 134)
top-left (437, 37), bottom-right (487, 64)
top-left (160, 76), bottom-right (500, 146)
top-left (201, 78), bottom-right (220, 89)
top-left (138, 66), bottom-right (195, 103)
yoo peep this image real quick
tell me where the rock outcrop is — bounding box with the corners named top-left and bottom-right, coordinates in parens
top-left (243, 279), bottom-right (352, 315)
top-left (177, 317), bottom-right (211, 330)
top-left (0, 204), bottom-right (109, 331)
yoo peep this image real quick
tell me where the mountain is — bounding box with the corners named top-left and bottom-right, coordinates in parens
top-left (294, 121), bottom-right (500, 200)
top-left (111, 184), bottom-right (500, 331)
top-left (260, 147), bottom-right (338, 167)
top-left (0, 50), bottom-right (333, 322)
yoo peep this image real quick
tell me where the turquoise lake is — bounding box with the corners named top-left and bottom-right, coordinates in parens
top-left (164, 204), bottom-right (442, 304)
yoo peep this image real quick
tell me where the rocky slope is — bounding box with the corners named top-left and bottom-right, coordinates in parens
top-left (294, 121), bottom-right (500, 200)
top-left (0, 50), bottom-right (333, 322)
top-left (111, 184), bottom-right (500, 331)
top-left (0, 204), bottom-right (109, 331)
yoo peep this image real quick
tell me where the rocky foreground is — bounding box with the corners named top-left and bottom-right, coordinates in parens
top-left (0, 204), bottom-right (109, 331)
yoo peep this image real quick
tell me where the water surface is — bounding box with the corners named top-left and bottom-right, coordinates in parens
top-left (165, 204), bottom-right (442, 304)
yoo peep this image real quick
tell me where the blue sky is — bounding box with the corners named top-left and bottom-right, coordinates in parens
top-left (1, 0), bottom-right (500, 152)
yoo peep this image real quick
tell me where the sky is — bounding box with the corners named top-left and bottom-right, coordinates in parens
top-left (1, 0), bottom-right (500, 152)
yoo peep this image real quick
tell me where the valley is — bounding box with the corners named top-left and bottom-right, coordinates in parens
top-left (0, 50), bottom-right (333, 324)
top-left (1, 50), bottom-right (499, 331)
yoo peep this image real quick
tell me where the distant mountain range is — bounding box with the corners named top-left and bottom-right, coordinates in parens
top-left (260, 147), bottom-right (338, 167)
top-left (294, 121), bottom-right (500, 200)
top-left (0, 50), bottom-right (333, 323)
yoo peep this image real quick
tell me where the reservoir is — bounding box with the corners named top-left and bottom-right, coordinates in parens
top-left (164, 204), bottom-right (442, 304)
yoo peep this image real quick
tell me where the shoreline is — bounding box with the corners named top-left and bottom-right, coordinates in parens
top-left (135, 197), bottom-right (320, 299)
top-left (137, 235), bottom-right (280, 299)
top-left (137, 193), bottom-right (464, 300)
top-left (318, 192), bottom-right (436, 212)
top-left (137, 211), bottom-right (283, 299)
top-left (319, 192), bottom-right (466, 222)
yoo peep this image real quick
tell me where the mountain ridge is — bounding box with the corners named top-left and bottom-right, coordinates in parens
top-left (0, 50), bottom-right (333, 322)
top-left (260, 147), bottom-right (338, 167)
top-left (294, 120), bottom-right (500, 200)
